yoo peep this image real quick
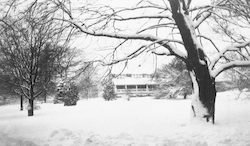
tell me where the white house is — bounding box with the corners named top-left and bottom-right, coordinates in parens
top-left (112, 70), bottom-right (158, 96)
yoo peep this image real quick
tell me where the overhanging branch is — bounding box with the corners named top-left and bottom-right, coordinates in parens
top-left (212, 61), bottom-right (250, 77)
top-left (209, 41), bottom-right (250, 70)
top-left (113, 14), bottom-right (173, 21)
top-left (54, 18), bottom-right (187, 59)
top-left (194, 11), bottom-right (212, 29)
top-left (107, 45), bottom-right (146, 65)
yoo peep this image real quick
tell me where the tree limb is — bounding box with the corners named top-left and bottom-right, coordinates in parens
top-left (54, 18), bottom-right (187, 59)
top-left (212, 60), bottom-right (250, 77)
top-left (113, 14), bottom-right (173, 21)
top-left (193, 11), bottom-right (211, 29)
top-left (209, 41), bottom-right (250, 70)
top-left (197, 35), bottom-right (220, 52)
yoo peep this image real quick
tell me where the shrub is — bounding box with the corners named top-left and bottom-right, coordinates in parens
top-left (26, 102), bottom-right (41, 110)
top-left (102, 79), bottom-right (116, 101)
top-left (154, 57), bottom-right (192, 99)
top-left (154, 84), bottom-right (190, 99)
top-left (54, 81), bottom-right (79, 106)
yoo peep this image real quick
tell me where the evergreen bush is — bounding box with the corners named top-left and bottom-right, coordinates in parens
top-left (54, 81), bottom-right (79, 106)
top-left (102, 79), bottom-right (116, 101)
top-left (154, 57), bottom-right (192, 99)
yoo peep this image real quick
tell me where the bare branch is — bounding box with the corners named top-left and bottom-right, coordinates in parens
top-left (107, 45), bottom-right (146, 65)
top-left (197, 35), bottom-right (220, 52)
top-left (232, 68), bottom-right (250, 82)
top-left (107, 37), bottom-right (186, 65)
top-left (3, 0), bottom-right (17, 18)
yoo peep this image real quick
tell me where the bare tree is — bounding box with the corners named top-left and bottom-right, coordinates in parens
top-left (76, 62), bottom-right (99, 99)
top-left (0, 2), bottom-right (73, 116)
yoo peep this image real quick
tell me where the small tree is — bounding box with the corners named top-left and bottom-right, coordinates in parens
top-left (102, 77), bottom-right (116, 101)
top-left (76, 63), bottom-right (99, 99)
top-left (63, 82), bottom-right (79, 106)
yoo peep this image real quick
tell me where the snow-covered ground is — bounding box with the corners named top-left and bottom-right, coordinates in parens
top-left (0, 90), bottom-right (250, 146)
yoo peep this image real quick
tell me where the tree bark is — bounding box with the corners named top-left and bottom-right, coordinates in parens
top-left (28, 99), bottom-right (34, 116)
top-left (189, 66), bottom-right (216, 123)
top-left (169, 0), bottom-right (216, 123)
top-left (20, 95), bottom-right (23, 111)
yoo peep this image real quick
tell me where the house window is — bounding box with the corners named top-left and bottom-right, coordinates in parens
top-left (148, 85), bottom-right (156, 91)
top-left (116, 85), bottom-right (125, 89)
top-left (116, 85), bottom-right (125, 92)
top-left (127, 85), bottom-right (136, 91)
top-left (126, 74), bottom-right (132, 77)
top-left (137, 85), bottom-right (146, 91)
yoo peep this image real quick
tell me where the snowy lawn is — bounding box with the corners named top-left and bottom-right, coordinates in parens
top-left (0, 90), bottom-right (250, 146)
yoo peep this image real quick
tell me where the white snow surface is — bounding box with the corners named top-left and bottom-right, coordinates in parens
top-left (0, 90), bottom-right (250, 146)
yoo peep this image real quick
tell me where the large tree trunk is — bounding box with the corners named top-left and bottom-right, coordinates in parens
top-left (169, 0), bottom-right (216, 123)
top-left (28, 86), bottom-right (35, 116)
top-left (189, 65), bottom-right (216, 123)
top-left (28, 99), bottom-right (34, 116)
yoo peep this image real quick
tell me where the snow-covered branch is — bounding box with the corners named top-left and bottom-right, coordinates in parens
top-left (209, 41), bottom-right (250, 70)
top-left (197, 35), bottom-right (219, 52)
top-left (137, 23), bottom-right (177, 33)
top-left (55, 18), bottom-right (187, 59)
top-left (192, 1), bottom-right (228, 29)
top-left (114, 6), bottom-right (168, 14)
top-left (211, 60), bottom-right (250, 77)
top-left (60, 19), bottom-right (158, 41)
top-left (147, 38), bottom-right (186, 57)
top-left (193, 11), bottom-right (211, 29)
top-left (107, 38), bottom-right (187, 65)
top-left (151, 49), bottom-right (170, 56)
top-left (114, 14), bottom-right (173, 21)
top-left (107, 46), bottom-right (146, 65)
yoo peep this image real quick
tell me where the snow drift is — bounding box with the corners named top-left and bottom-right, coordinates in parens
top-left (0, 90), bottom-right (250, 146)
